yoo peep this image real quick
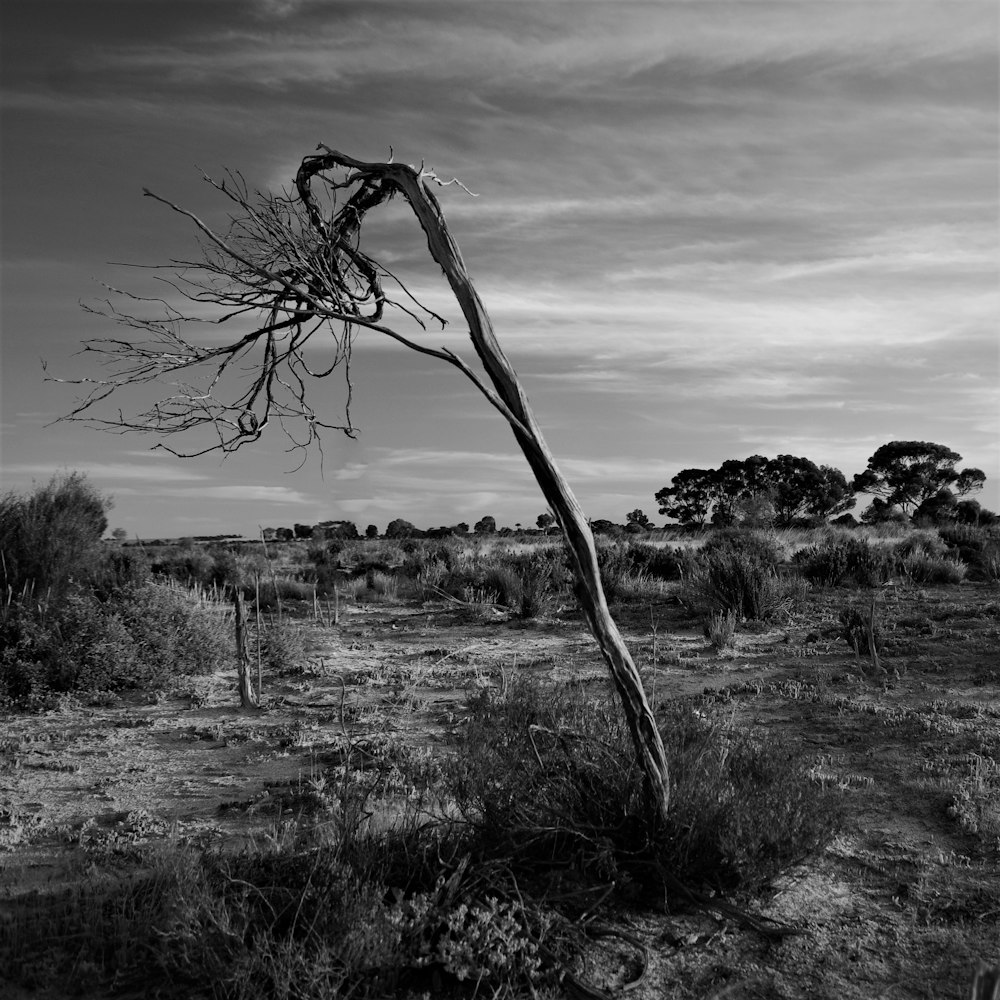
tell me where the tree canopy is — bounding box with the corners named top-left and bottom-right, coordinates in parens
top-left (656, 455), bottom-right (854, 528)
top-left (852, 441), bottom-right (985, 514)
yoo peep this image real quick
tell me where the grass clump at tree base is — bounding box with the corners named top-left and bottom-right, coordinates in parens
top-left (451, 674), bottom-right (841, 900)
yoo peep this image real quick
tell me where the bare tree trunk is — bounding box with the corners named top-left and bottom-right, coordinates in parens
top-left (302, 157), bottom-right (671, 822)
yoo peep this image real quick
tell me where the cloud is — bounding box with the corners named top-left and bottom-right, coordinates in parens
top-left (331, 462), bottom-right (367, 481)
top-left (112, 485), bottom-right (312, 504)
top-left (1, 461), bottom-right (207, 483)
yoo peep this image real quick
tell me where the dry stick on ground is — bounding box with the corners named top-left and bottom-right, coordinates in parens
top-left (54, 148), bottom-right (671, 824)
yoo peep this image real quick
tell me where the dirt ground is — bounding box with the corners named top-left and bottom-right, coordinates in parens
top-left (2, 582), bottom-right (998, 999)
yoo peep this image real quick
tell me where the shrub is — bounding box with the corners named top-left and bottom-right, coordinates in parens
top-left (894, 530), bottom-right (950, 561)
top-left (257, 620), bottom-right (310, 673)
top-left (701, 529), bottom-right (787, 566)
top-left (838, 599), bottom-right (886, 661)
top-left (1, 824), bottom-right (560, 1000)
top-left (118, 585), bottom-right (231, 681)
top-left (206, 548), bottom-right (244, 590)
top-left (984, 544), bottom-right (1000, 584)
top-left (898, 552), bottom-right (967, 586)
top-left (253, 577), bottom-right (317, 611)
top-left (0, 583), bottom-right (230, 708)
top-left (704, 609), bottom-right (738, 649)
top-left (450, 675), bottom-right (840, 894)
top-left (151, 545), bottom-right (216, 587)
top-left (685, 547), bottom-right (797, 622)
top-left (406, 558), bottom-right (448, 601)
top-left (793, 535), bottom-right (895, 587)
top-left (610, 570), bottom-right (666, 603)
top-left (938, 524), bottom-right (1000, 581)
top-left (627, 542), bottom-right (698, 581)
top-left (594, 538), bottom-right (634, 593)
top-left (89, 546), bottom-right (151, 599)
top-left (481, 564), bottom-right (522, 607)
top-left (366, 570), bottom-right (399, 600)
top-left (594, 541), bottom-right (672, 603)
top-left (481, 557), bottom-right (552, 618)
top-left (0, 472), bottom-right (110, 600)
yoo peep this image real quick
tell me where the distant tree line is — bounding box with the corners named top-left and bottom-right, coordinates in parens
top-left (655, 441), bottom-right (989, 530)
top-left (253, 441), bottom-right (989, 543)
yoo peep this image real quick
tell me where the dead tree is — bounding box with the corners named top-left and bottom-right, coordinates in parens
top-left (57, 148), bottom-right (671, 824)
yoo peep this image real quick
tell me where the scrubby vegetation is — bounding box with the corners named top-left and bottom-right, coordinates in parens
top-left (2, 474), bottom-right (999, 997)
top-left (1, 675), bottom-right (840, 998)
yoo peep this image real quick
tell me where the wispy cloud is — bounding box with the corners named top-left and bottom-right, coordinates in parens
top-left (2, 461), bottom-right (207, 483)
top-left (112, 485), bottom-right (312, 504)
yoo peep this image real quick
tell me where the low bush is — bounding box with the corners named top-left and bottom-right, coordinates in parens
top-left (609, 570), bottom-right (667, 603)
top-left (89, 545), bottom-right (151, 599)
top-left (151, 545), bottom-right (217, 587)
top-left (938, 525), bottom-right (1000, 582)
top-left (701, 529), bottom-right (787, 566)
top-left (898, 551), bottom-right (967, 586)
top-left (366, 569), bottom-right (399, 600)
top-left (894, 530), bottom-right (950, 561)
top-left (627, 542), bottom-right (699, 581)
top-left (0, 820), bottom-right (562, 1000)
top-left (450, 675), bottom-right (841, 895)
top-left (684, 547), bottom-right (799, 622)
top-left (704, 608), bottom-right (738, 649)
top-left (253, 577), bottom-right (317, 612)
top-left (793, 535), bottom-right (896, 587)
top-left (0, 583), bottom-right (230, 709)
top-left (257, 620), bottom-right (310, 673)
top-left (481, 558), bottom-right (552, 618)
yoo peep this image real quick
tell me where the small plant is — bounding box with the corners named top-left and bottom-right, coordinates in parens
top-left (366, 569), bottom-right (399, 600)
top-left (704, 608), bottom-right (738, 650)
top-left (838, 594), bottom-right (886, 675)
top-left (984, 544), bottom-right (1000, 584)
top-left (481, 558), bottom-right (552, 618)
top-left (258, 620), bottom-right (310, 673)
top-left (945, 753), bottom-right (1000, 850)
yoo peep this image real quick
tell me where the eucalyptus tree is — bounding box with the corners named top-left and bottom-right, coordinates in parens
top-left (853, 441), bottom-right (985, 515)
top-left (57, 148), bottom-right (672, 823)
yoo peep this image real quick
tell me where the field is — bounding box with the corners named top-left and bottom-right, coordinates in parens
top-left (1, 529), bottom-right (999, 999)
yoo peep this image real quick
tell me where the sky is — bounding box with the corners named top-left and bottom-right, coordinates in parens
top-left (1, 1), bottom-right (997, 538)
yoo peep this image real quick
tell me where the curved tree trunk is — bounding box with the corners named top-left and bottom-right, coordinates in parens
top-left (408, 177), bottom-right (671, 824)
top-left (299, 154), bottom-right (671, 823)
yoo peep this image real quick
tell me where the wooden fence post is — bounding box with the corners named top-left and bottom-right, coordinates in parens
top-left (234, 590), bottom-right (261, 710)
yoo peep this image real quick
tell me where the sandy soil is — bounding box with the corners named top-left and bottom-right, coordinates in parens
top-left (1, 583), bottom-right (998, 998)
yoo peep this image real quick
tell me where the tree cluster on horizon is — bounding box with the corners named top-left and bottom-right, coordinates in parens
top-left (246, 440), bottom-right (991, 545)
top-left (655, 441), bottom-right (988, 530)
